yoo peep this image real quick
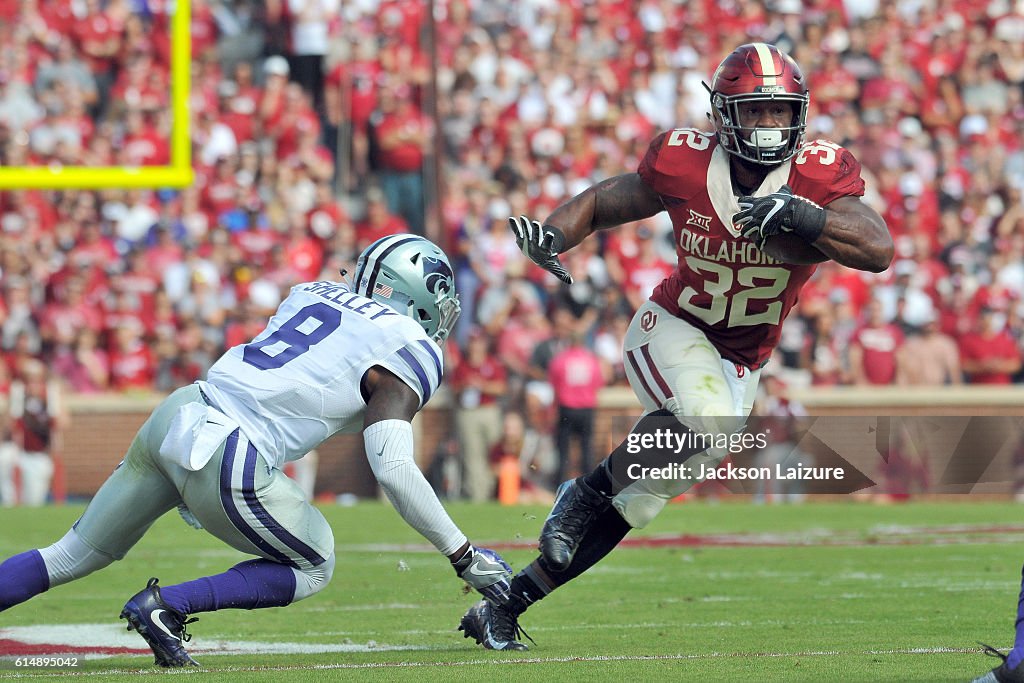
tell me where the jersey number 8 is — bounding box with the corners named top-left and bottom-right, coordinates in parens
top-left (242, 303), bottom-right (342, 370)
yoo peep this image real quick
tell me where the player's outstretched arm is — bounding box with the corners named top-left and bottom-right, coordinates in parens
top-left (362, 367), bottom-right (512, 603)
top-left (806, 196), bottom-right (893, 273)
top-left (510, 174), bottom-right (664, 284)
top-left (545, 173), bottom-right (664, 251)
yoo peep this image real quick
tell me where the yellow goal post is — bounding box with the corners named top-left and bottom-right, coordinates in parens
top-left (0, 1), bottom-right (192, 189)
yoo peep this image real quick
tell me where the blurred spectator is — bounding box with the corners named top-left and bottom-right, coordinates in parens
top-left (324, 38), bottom-right (382, 189)
top-left (960, 306), bottom-right (1023, 385)
top-left (896, 308), bottom-right (962, 386)
top-left (753, 373), bottom-right (811, 505)
top-left (72, 0), bottom-right (122, 115)
top-left (849, 299), bottom-right (904, 386)
top-left (51, 328), bottom-right (110, 394)
top-left (594, 307), bottom-right (631, 385)
top-left (492, 280), bottom-right (550, 388)
top-left (617, 224), bottom-right (674, 312)
top-left (8, 360), bottom-right (67, 506)
top-left (370, 83), bottom-right (431, 235)
top-left (38, 276), bottom-right (103, 355)
top-left (356, 187), bottom-right (409, 248)
top-left (258, 54), bottom-right (292, 124)
top-left (285, 0), bottom-right (340, 116)
top-left (266, 83), bottom-right (321, 162)
top-left (1, 279), bottom-right (41, 354)
top-left (809, 309), bottom-right (847, 386)
top-left (35, 41), bottom-right (99, 111)
top-left (108, 322), bottom-right (155, 392)
top-left (548, 327), bottom-right (607, 485)
top-left (451, 328), bottom-right (506, 502)
top-left (154, 319), bottom-right (213, 392)
top-left (489, 411), bottom-right (555, 506)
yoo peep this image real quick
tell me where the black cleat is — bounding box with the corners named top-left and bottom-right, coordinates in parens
top-left (538, 478), bottom-right (611, 571)
top-left (458, 599), bottom-right (531, 651)
top-left (971, 643), bottom-right (1024, 683)
top-left (120, 577), bottom-right (199, 667)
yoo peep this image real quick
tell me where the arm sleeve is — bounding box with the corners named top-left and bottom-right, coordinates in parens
top-left (363, 419), bottom-right (467, 556)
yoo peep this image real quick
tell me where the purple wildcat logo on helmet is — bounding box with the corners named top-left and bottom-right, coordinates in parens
top-left (423, 256), bottom-right (454, 295)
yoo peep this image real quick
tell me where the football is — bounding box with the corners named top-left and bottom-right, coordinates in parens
top-left (761, 232), bottom-right (828, 265)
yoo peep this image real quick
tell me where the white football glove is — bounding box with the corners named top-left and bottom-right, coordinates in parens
top-left (508, 215), bottom-right (574, 284)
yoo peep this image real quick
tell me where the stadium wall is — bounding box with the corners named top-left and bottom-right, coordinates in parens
top-left (48, 386), bottom-right (1024, 499)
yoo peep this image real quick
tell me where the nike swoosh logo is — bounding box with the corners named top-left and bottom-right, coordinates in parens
top-left (468, 563), bottom-right (507, 577)
top-left (375, 449), bottom-right (385, 458)
top-left (149, 609), bottom-right (179, 642)
top-left (762, 197), bottom-right (786, 228)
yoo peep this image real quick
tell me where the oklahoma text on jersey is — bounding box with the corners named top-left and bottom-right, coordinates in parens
top-left (638, 127), bottom-right (865, 368)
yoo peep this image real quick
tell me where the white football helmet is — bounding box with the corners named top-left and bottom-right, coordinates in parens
top-left (352, 234), bottom-right (461, 342)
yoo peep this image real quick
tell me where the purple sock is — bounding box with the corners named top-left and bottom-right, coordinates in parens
top-left (1008, 563), bottom-right (1024, 669)
top-left (0, 550), bottom-right (50, 611)
top-left (158, 559), bottom-right (297, 615)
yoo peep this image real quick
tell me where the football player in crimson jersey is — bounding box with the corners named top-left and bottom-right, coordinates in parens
top-left (459, 43), bottom-right (893, 651)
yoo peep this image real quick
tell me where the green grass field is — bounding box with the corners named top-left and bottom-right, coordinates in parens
top-left (1, 500), bottom-right (1022, 682)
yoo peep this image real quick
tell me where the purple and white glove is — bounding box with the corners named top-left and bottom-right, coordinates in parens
top-left (452, 545), bottom-right (512, 604)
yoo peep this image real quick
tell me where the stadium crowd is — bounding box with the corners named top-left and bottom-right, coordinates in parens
top-left (1, 0), bottom-right (1024, 500)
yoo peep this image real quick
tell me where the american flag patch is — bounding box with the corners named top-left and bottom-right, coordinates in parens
top-left (373, 283), bottom-right (394, 298)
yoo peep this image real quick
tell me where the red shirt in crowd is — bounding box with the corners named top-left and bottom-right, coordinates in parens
top-left (451, 355), bottom-right (506, 408)
top-left (374, 105), bottom-right (429, 172)
top-left (283, 236), bottom-right (324, 282)
top-left (108, 336), bottom-right (155, 390)
top-left (307, 199), bottom-right (348, 241)
top-left (327, 59), bottom-right (382, 131)
top-left (123, 123), bottom-right (170, 166)
top-left (622, 254), bottom-right (674, 302)
top-left (959, 330), bottom-right (1021, 384)
top-left (851, 323), bottom-right (904, 385)
top-left (38, 297), bottom-right (104, 343)
top-left (232, 227), bottom-right (281, 268)
top-left (73, 7), bottom-right (123, 74)
top-left (549, 345), bottom-right (605, 409)
top-left (356, 211), bottom-right (408, 249)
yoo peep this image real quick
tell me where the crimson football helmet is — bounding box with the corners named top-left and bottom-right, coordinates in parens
top-left (705, 43), bottom-right (809, 165)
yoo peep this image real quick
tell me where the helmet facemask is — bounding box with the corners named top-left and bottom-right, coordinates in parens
top-left (711, 91), bottom-right (808, 165)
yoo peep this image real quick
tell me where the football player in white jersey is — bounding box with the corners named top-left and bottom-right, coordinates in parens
top-left (0, 235), bottom-right (514, 667)
top-left (459, 43), bottom-right (893, 650)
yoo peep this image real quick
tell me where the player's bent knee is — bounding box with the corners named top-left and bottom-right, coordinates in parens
top-left (37, 529), bottom-right (116, 587)
top-left (666, 398), bottom-right (742, 437)
top-left (290, 552), bottom-right (336, 602)
top-left (612, 493), bottom-right (668, 530)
